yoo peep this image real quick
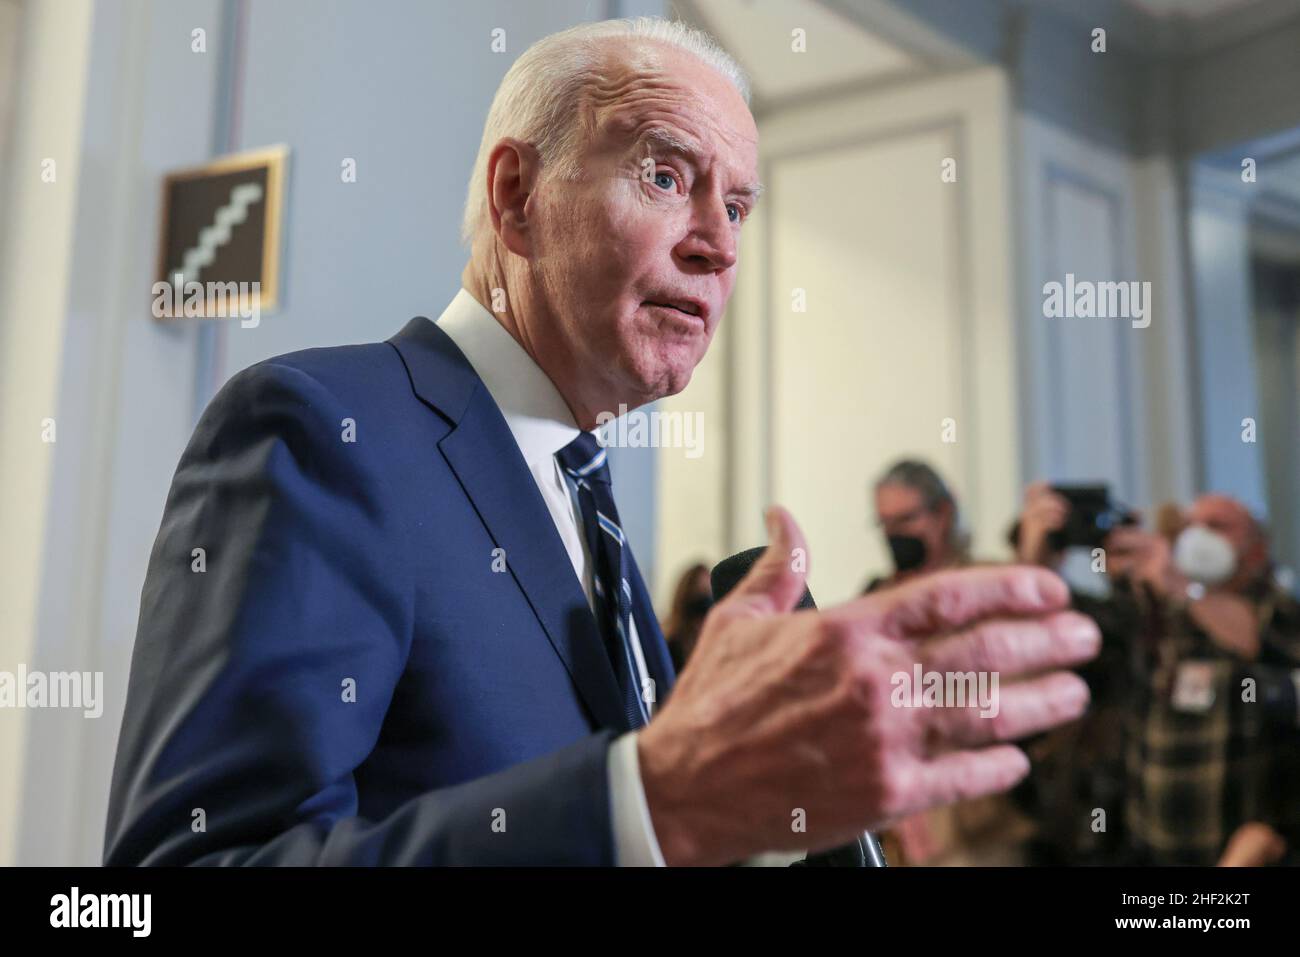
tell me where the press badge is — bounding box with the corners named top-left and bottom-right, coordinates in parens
top-left (1171, 661), bottom-right (1216, 713)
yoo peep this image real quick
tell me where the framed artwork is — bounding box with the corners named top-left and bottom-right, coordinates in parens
top-left (153, 144), bottom-right (288, 321)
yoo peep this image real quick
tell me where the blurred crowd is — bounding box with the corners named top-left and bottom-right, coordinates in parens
top-left (661, 459), bottom-right (1300, 867)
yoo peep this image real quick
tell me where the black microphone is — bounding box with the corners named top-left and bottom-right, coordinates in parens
top-left (710, 547), bottom-right (887, 868)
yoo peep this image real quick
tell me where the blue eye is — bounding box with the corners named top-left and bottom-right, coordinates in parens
top-left (727, 204), bottom-right (741, 223)
top-left (653, 171), bottom-right (675, 191)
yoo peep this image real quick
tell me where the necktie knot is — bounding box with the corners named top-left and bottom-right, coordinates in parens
top-left (557, 431), bottom-right (611, 487)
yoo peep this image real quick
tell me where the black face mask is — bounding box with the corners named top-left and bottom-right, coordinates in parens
top-left (887, 535), bottom-right (927, 573)
top-left (685, 594), bottom-right (713, 619)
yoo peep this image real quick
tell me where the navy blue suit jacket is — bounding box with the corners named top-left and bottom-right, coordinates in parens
top-left (103, 316), bottom-right (677, 865)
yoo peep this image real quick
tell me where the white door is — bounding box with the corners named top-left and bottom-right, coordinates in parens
top-left (657, 66), bottom-right (1020, 607)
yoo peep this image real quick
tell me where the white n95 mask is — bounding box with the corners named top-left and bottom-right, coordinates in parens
top-left (1173, 525), bottom-right (1237, 586)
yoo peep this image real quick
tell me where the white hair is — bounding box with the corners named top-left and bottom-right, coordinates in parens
top-left (459, 17), bottom-right (749, 247)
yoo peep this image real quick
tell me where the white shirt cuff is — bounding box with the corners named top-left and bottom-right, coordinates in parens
top-left (606, 731), bottom-right (666, 866)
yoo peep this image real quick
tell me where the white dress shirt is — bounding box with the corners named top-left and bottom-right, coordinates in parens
top-left (435, 287), bottom-right (666, 867)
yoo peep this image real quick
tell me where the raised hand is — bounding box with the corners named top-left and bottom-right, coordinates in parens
top-left (639, 505), bottom-right (1099, 866)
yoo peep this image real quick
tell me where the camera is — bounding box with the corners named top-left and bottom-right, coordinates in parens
top-left (1047, 484), bottom-right (1138, 550)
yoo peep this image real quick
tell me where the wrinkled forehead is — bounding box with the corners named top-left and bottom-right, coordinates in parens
top-left (1189, 495), bottom-right (1252, 534)
top-left (581, 39), bottom-right (758, 168)
top-left (876, 483), bottom-right (926, 513)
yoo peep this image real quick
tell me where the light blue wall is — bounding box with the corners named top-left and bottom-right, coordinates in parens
top-left (213, 0), bottom-right (611, 374)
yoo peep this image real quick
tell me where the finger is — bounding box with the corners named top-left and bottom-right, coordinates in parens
top-left (890, 745), bottom-right (1030, 821)
top-left (924, 611), bottom-right (1100, 680)
top-left (1024, 480), bottom-right (1052, 502)
top-left (831, 565), bottom-right (1071, 639)
top-left (927, 670), bottom-right (1091, 746)
top-left (1044, 501), bottom-right (1069, 527)
top-left (717, 504), bottom-right (809, 618)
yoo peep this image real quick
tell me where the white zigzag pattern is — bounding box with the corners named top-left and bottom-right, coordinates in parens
top-left (176, 182), bottom-right (264, 283)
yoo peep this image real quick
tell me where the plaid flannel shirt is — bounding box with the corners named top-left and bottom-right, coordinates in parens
top-left (1125, 578), bottom-right (1300, 865)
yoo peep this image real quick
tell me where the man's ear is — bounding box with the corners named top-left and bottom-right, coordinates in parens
top-left (486, 137), bottom-right (540, 258)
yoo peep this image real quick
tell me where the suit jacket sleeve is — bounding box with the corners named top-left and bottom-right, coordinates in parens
top-left (103, 359), bottom-right (617, 865)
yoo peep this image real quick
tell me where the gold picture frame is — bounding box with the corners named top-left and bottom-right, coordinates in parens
top-left (153, 144), bottom-right (289, 320)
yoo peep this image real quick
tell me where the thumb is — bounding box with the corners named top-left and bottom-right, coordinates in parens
top-left (722, 505), bottom-right (810, 617)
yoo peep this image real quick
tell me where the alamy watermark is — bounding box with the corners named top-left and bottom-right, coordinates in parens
top-left (596, 404), bottom-right (704, 459)
top-left (1042, 273), bottom-right (1151, 329)
top-left (890, 664), bottom-right (1000, 719)
top-left (0, 665), bottom-right (103, 718)
top-left (151, 272), bottom-right (261, 328)
top-left (50, 887), bottom-right (150, 937)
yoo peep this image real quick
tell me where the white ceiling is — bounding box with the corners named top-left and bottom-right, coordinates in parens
top-left (683, 0), bottom-right (918, 104)
top-left (1124, 0), bottom-right (1269, 18)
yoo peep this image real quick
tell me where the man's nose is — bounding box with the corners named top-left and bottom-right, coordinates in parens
top-left (676, 198), bottom-right (737, 272)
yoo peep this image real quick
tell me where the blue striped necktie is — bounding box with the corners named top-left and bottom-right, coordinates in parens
top-left (556, 431), bottom-right (651, 729)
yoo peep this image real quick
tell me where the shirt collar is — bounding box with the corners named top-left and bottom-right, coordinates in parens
top-left (434, 288), bottom-right (581, 466)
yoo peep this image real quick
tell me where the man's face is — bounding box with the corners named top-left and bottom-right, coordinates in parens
top-left (1187, 494), bottom-right (1268, 581)
top-left (875, 484), bottom-right (950, 567)
top-left (528, 42), bottom-right (760, 410)
top-left (1101, 526), bottom-right (1150, 581)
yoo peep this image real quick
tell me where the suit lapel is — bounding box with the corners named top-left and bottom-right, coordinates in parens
top-left (388, 318), bottom-right (630, 732)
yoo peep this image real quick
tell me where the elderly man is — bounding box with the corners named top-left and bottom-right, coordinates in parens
top-left (1017, 488), bottom-right (1300, 865)
top-left (1123, 494), bottom-right (1300, 865)
top-left (104, 18), bottom-right (1097, 867)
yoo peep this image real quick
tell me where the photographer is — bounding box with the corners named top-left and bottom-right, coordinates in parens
top-left (1016, 485), bottom-right (1300, 865)
top-left (1011, 483), bottom-right (1146, 864)
top-left (866, 461), bottom-right (1037, 866)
